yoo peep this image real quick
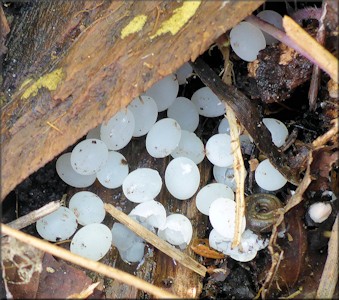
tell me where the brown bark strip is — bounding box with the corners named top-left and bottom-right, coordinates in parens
top-left (190, 58), bottom-right (300, 185)
top-left (1, 1), bottom-right (264, 200)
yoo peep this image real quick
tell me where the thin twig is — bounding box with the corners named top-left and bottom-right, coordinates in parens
top-left (312, 118), bottom-right (338, 148)
top-left (1, 224), bottom-right (179, 299)
top-left (104, 203), bottom-right (207, 277)
top-left (316, 214), bottom-right (338, 299)
top-left (5, 200), bottom-right (61, 231)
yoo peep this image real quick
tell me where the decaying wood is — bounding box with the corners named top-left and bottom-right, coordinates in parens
top-left (0, 0), bottom-right (264, 200)
top-left (190, 57), bottom-right (300, 185)
top-left (1, 224), bottom-right (179, 299)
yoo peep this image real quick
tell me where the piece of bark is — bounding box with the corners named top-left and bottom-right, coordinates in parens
top-left (0, 1), bottom-right (264, 200)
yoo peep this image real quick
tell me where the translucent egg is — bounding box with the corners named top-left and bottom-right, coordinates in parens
top-left (71, 139), bottom-right (108, 175)
top-left (213, 166), bottom-right (248, 192)
top-left (122, 168), bottom-right (162, 203)
top-left (96, 151), bottom-right (129, 189)
top-left (255, 159), bottom-right (287, 191)
top-left (165, 157), bottom-right (200, 200)
top-left (170, 130), bottom-right (205, 164)
top-left (129, 200), bottom-right (167, 229)
top-left (100, 108), bottom-right (135, 150)
top-left (167, 97), bottom-right (199, 132)
top-left (128, 95), bottom-right (158, 137)
top-left (230, 21), bottom-right (266, 62)
top-left (111, 222), bottom-right (143, 251)
top-left (68, 191), bottom-right (105, 226)
top-left (145, 74), bottom-right (179, 112)
top-left (86, 125), bottom-right (101, 140)
top-left (118, 242), bottom-right (145, 263)
top-left (158, 214), bottom-right (193, 249)
top-left (191, 87), bottom-right (226, 117)
top-left (205, 134), bottom-right (233, 167)
top-left (209, 197), bottom-right (246, 239)
top-left (196, 183), bottom-right (234, 215)
top-left (218, 118), bottom-right (231, 134)
top-left (256, 10), bottom-right (283, 45)
top-left (36, 207), bottom-right (78, 242)
top-left (70, 223), bottom-right (112, 261)
top-left (175, 62), bottom-right (193, 85)
top-left (262, 118), bottom-right (288, 147)
top-left (56, 153), bottom-right (96, 188)
top-left (146, 118), bottom-right (181, 158)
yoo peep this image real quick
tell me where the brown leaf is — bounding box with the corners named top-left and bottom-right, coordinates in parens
top-left (36, 253), bottom-right (93, 299)
top-left (311, 148), bottom-right (338, 178)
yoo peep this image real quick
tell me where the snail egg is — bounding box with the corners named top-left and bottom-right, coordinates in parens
top-left (145, 74), bottom-right (179, 112)
top-left (308, 202), bottom-right (332, 223)
top-left (56, 153), bottom-right (96, 188)
top-left (158, 214), bottom-right (193, 249)
top-left (128, 95), bottom-right (158, 137)
top-left (196, 183), bottom-right (234, 215)
top-left (68, 191), bottom-right (105, 226)
top-left (256, 10), bottom-right (283, 45)
top-left (170, 130), bottom-right (205, 164)
top-left (111, 222), bottom-right (143, 252)
top-left (165, 157), bottom-right (200, 200)
top-left (146, 118), bottom-right (181, 158)
top-left (96, 151), bottom-right (129, 189)
top-left (129, 200), bottom-right (167, 229)
top-left (209, 197), bottom-right (246, 239)
top-left (230, 21), bottom-right (266, 62)
top-left (205, 134), bottom-right (233, 167)
top-left (262, 118), bottom-right (288, 147)
top-left (86, 125), bottom-right (101, 140)
top-left (71, 139), bottom-right (108, 175)
top-left (175, 62), bottom-right (193, 85)
top-left (191, 87), bottom-right (226, 117)
top-left (255, 159), bottom-right (287, 191)
top-left (167, 97), bottom-right (199, 132)
top-left (36, 207), bottom-right (78, 242)
top-left (118, 242), bottom-right (145, 263)
top-left (122, 168), bottom-right (162, 203)
top-left (100, 108), bottom-right (135, 150)
top-left (70, 223), bottom-right (112, 261)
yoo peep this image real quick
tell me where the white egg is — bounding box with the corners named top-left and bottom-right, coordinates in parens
top-left (165, 157), bottom-right (200, 200)
top-left (122, 168), bottom-right (162, 203)
top-left (308, 202), bottom-right (332, 223)
top-left (205, 134), bottom-right (233, 167)
top-left (218, 118), bottom-right (231, 134)
top-left (68, 191), bottom-right (105, 226)
top-left (86, 125), bottom-right (101, 140)
top-left (262, 118), bottom-right (288, 147)
top-left (196, 183), bottom-right (234, 215)
top-left (111, 222), bottom-right (143, 251)
top-left (118, 241), bottom-right (145, 263)
top-left (255, 159), bottom-right (287, 191)
top-left (146, 118), bottom-right (181, 158)
top-left (209, 197), bottom-right (246, 239)
top-left (145, 74), bottom-right (179, 112)
top-left (175, 62), bottom-right (193, 85)
top-left (170, 130), bottom-right (205, 164)
top-left (256, 10), bottom-right (283, 45)
top-left (36, 207), bottom-right (78, 242)
top-left (129, 200), bottom-right (167, 229)
top-left (191, 87), bottom-right (226, 117)
top-left (71, 139), bottom-right (108, 175)
top-left (167, 97), bottom-right (199, 132)
top-left (230, 21), bottom-right (266, 62)
top-left (100, 108), bottom-right (135, 150)
top-left (56, 153), bottom-right (96, 188)
top-left (96, 151), bottom-right (129, 189)
top-left (70, 223), bottom-right (112, 261)
top-left (128, 95), bottom-right (158, 137)
top-left (158, 214), bottom-right (193, 249)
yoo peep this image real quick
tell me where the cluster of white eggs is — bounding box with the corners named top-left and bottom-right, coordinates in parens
top-left (230, 10), bottom-right (283, 62)
top-left (44, 60), bottom-right (291, 263)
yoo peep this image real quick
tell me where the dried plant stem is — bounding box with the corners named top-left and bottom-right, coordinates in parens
top-left (316, 214), bottom-right (338, 299)
top-left (5, 200), bottom-right (61, 231)
top-left (312, 118), bottom-right (338, 148)
top-left (104, 203), bottom-right (206, 277)
top-left (0, 224), bottom-right (179, 299)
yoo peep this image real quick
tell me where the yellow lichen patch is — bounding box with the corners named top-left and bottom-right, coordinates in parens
top-left (121, 15), bottom-right (148, 39)
top-left (21, 68), bottom-right (64, 100)
top-left (150, 1), bottom-right (201, 39)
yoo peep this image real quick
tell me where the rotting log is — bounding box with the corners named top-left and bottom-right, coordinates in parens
top-left (0, 0), bottom-right (264, 200)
